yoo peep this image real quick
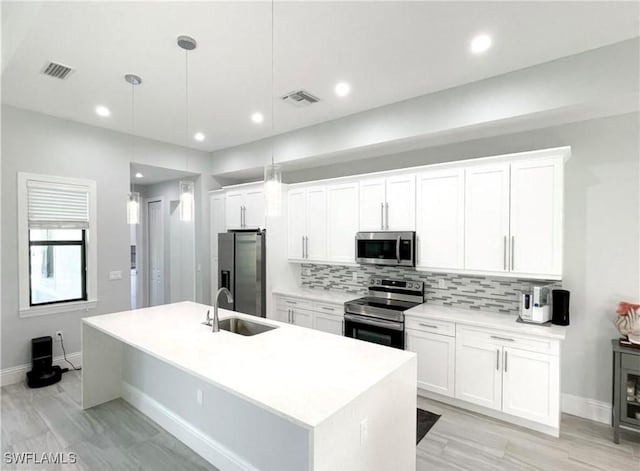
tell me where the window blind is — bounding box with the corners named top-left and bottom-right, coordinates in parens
top-left (27, 180), bottom-right (90, 229)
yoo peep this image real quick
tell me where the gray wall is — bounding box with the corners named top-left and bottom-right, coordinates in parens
top-left (1, 106), bottom-right (212, 369)
top-left (288, 112), bottom-right (640, 404)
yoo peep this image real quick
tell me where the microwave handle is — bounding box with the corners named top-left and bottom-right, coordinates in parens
top-left (396, 235), bottom-right (401, 263)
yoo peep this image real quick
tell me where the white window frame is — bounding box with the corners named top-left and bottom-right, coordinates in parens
top-left (17, 172), bottom-right (98, 317)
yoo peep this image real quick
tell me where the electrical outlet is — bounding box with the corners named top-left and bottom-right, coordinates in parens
top-left (352, 272), bottom-right (358, 283)
top-left (437, 279), bottom-right (447, 290)
top-left (304, 268), bottom-right (312, 276)
top-left (196, 388), bottom-right (204, 406)
top-left (360, 418), bottom-right (368, 444)
top-left (55, 330), bottom-right (64, 342)
top-left (109, 270), bottom-right (123, 280)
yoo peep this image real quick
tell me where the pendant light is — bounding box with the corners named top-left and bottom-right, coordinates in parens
top-left (178, 35), bottom-right (197, 222)
top-left (126, 73), bottom-right (142, 225)
top-left (264, 0), bottom-right (282, 217)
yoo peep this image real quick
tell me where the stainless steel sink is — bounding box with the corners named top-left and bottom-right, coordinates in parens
top-left (217, 317), bottom-right (277, 336)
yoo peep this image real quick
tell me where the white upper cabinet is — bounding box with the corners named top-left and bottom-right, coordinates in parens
top-left (224, 183), bottom-right (265, 230)
top-left (327, 182), bottom-right (359, 263)
top-left (464, 163), bottom-right (511, 272)
top-left (287, 188), bottom-right (307, 260)
top-left (509, 158), bottom-right (563, 277)
top-left (416, 168), bottom-right (465, 270)
top-left (305, 187), bottom-right (327, 261)
top-left (359, 175), bottom-right (415, 231)
top-left (359, 178), bottom-right (386, 231)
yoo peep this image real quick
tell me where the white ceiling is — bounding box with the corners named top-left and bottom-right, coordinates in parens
top-left (130, 163), bottom-right (198, 186)
top-left (2, 1), bottom-right (638, 153)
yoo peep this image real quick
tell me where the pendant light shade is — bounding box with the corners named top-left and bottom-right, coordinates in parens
top-left (264, 163), bottom-right (282, 217)
top-left (179, 181), bottom-right (195, 222)
top-left (127, 191), bottom-right (140, 225)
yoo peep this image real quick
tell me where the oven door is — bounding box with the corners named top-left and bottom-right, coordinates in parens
top-left (344, 313), bottom-right (405, 349)
top-left (355, 231), bottom-right (415, 267)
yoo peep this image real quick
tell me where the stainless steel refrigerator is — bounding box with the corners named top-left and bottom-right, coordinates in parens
top-left (218, 230), bottom-right (266, 317)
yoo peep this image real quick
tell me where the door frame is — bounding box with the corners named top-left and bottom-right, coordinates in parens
top-left (143, 196), bottom-right (165, 307)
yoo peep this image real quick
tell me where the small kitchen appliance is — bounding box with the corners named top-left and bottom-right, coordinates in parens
top-left (519, 284), bottom-right (553, 324)
top-left (551, 289), bottom-right (570, 326)
top-left (344, 278), bottom-right (424, 349)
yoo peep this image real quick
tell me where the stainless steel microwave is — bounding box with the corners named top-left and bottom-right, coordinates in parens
top-left (355, 231), bottom-right (416, 267)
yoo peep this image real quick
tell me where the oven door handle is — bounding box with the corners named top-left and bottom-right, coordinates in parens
top-left (396, 235), bottom-right (401, 264)
top-left (344, 313), bottom-right (404, 331)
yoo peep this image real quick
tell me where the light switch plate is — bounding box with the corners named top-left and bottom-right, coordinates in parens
top-left (352, 272), bottom-right (358, 282)
top-left (437, 279), bottom-right (446, 290)
top-left (109, 270), bottom-right (123, 280)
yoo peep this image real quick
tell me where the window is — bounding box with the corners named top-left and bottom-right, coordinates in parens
top-left (18, 173), bottom-right (97, 317)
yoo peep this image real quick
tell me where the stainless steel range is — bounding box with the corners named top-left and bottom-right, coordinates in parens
top-left (344, 278), bottom-right (424, 349)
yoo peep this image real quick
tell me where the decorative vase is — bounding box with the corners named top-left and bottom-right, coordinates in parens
top-left (615, 302), bottom-right (640, 344)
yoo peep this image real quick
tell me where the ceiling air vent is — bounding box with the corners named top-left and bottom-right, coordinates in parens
top-left (281, 89), bottom-right (320, 107)
top-left (41, 61), bottom-right (74, 80)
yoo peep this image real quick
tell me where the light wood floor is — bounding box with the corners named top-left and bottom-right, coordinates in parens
top-left (1, 371), bottom-right (638, 470)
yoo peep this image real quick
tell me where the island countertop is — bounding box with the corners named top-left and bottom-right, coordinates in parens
top-left (83, 301), bottom-right (415, 429)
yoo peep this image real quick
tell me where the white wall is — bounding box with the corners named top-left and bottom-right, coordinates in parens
top-left (1, 105), bottom-right (212, 369)
top-left (283, 112), bottom-right (640, 405)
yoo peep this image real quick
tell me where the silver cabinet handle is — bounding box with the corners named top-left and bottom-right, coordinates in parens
top-left (490, 335), bottom-right (515, 342)
top-left (396, 235), bottom-right (401, 264)
top-left (301, 236), bottom-right (305, 259)
top-left (496, 348), bottom-right (500, 371)
top-left (305, 236), bottom-right (309, 259)
top-left (385, 202), bottom-right (389, 230)
top-left (503, 236), bottom-right (507, 270)
top-left (285, 300), bottom-right (297, 305)
top-left (242, 206), bottom-right (246, 227)
top-left (511, 236), bottom-right (515, 271)
top-left (419, 323), bottom-right (438, 329)
top-left (321, 306), bottom-right (336, 311)
top-left (380, 203), bottom-right (384, 230)
top-left (504, 350), bottom-right (508, 373)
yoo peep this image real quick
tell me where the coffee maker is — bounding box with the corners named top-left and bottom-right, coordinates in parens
top-left (520, 284), bottom-right (553, 324)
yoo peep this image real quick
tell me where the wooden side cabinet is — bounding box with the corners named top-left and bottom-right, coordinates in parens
top-left (612, 339), bottom-right (640, 443)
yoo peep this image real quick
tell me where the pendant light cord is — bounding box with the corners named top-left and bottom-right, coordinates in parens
top-left (185, 49), bottom-right (190, 171)
top-left (130, 79), bottom-right (135, 193)
top-left (270, 0), bottom-right (275, 167)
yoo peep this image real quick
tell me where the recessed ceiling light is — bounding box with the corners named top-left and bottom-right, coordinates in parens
top-left (95, 105), bottom-right (111, 117)
top-left (135, 172), bottom-right (144, 179)
top-left (334, 82), bottom-right (351, 97)
top-left (194, 132), bottom-right (205, 142)
top-left (251, 112), bottom-right (264, 124)
top-left (470, 34), bottom-right (492, 54)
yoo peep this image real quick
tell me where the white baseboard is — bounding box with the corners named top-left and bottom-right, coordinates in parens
top-left (561, 393), bottom-right (612, 425)
top-left (1, 352), bottom-right (82, 387)
top-left (121, 382), bottom-right (258, 471)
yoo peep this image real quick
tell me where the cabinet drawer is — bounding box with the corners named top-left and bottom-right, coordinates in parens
top-left (621, 353), bottom-right (640, 371)
top-left (457, 326), bottom-right (559, 355)
top-left (275, 296), bottom-right (313, 311)
top-left (314, 302), bottom-right (344, 316)
top-left (405, 317), bottom-right (455, 337)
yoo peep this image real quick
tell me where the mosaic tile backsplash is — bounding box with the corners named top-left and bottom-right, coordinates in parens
top-left (300, 264), bottom-right (560, 314)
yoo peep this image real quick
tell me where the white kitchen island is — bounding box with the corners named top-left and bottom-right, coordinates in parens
top-left (82, 301), bottom-right (417, 471)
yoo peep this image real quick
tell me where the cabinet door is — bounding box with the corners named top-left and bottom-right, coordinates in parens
top-left (274, 307), bottom-right (291, 323)
top-left (416, 169), bottom-right (464, 269)
top-left (314, 312), bottom-right (343, 336)
top-left (406, 330), bottom-right (455, 397)
top-left (244, 187), bottom-right (265, 229)
top-left (327, 182), bottom-right (359, 263)
top-left (225, 191), bottom-right (244, 230)
top-left (385, 174), bottom-right (416, 231)
top-left (288, 189), bottom-right (306, 260)
top-left (455, 338), bottom-right (502, 410)
top-left (305, 186), bottom-right (327, 261)
top-left (210, 192), bottom-right (225, 301)
top-left (464, 164), bottom-right (510, 272)
top-left (292, 309), bottom-right (313, 329)
top-left (359, 178), bottom-right (386, 231)
top-left (510, 158), bottom-right (563, 276)
top-left (502, 347), bottom-right (560, 427)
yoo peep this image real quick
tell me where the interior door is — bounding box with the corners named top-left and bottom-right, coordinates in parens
top-left (502, 347), bottom-right (559, 426)
top-left (510, 157), bottom-right (563, 276)
top-left (244, 187), bottom-right (265, 229)
top-left (305, 186), bottom-right (327, 261)
top-left (455, 337), bottom-right (502, 411)
top-left (225, 191), bottom-right (244, 229)
top-left (327, 182), bottom-right (359, 263)
top-left (287, 189), bottom-right (306, 259)
top-left (147, 199), bottom-right (164, 306)
top-left (406, 330), bottom-right (455, 397)
top-left (464, 163), bottom-right (510, 272)
top-left (416, 168), bottom-right (465, 269)
top-left (385, 174), bottom-right (415, 231)
top-left (359, 178), bottom-right (386, 231)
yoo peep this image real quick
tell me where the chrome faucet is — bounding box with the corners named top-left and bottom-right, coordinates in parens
top-left (212, 287), bottom-right (233, 333)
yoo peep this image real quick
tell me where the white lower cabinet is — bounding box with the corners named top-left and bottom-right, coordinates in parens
top-left (454, 336), bottom-right (503, 410)
top-left (274, 295), bottom-right (343, 335)
top-left (406, 327), bottom-right (455, 397)
top-left (314, 312), bottom-right (344, 336)
top-left (291, 309), bottom-right (314, 328)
